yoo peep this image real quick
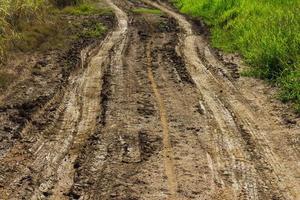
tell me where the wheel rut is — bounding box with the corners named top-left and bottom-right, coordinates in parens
top-left (145, 1), bottom-right (300, 199)
top-left (0, 0), bottom-right (128, 199)
top-left (146, 41), bottom-right (178, 199)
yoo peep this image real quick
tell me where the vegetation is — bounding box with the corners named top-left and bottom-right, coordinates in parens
top-left (0, 0), bottom-right (109, 90)
top-left (80, 22), bottom-right (107, 38)
top-left (0, 0), bottom-right (44, 61)
top-left (173, 0), bottom-right (300, 112)
top-left (0, 0), bottom-right (108, 63)
top-left (132, 8), bottom-right (163, 15)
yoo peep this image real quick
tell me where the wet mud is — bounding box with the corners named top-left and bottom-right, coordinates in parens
top-left (0, 0), bottom-right (299, 200)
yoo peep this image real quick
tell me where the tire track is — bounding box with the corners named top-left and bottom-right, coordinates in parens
top-left (1, 0), bottom-right (299, 199)
top-left (45, 1), bottom-right (129, 198)
top-left (144, 1), bottom-right (298, 199)
top-left (146, 42), bottom-right (178, 199)
top-left (0, 0), bottom-right (128, 199)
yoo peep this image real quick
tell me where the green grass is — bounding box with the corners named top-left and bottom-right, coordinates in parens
top-left (132, 8), bottom-right (163, 15)
top-left (80, 22), bottom-right (107, 38)
top-left (173, 0), bottom-right (300, 112)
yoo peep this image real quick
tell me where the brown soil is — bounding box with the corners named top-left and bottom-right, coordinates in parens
top-left (0, 0), bottom-right (299, 199)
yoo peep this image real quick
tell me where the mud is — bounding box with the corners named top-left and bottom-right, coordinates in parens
top-left (0, 14), bottom-right (114, 159)
top-left (0, 0), bottom-right (299, 199)
top-left (0, 9), bottom-right (115, 200)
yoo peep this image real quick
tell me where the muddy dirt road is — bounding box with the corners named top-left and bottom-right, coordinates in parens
top-left (0, 0), bottom-right (299, 199)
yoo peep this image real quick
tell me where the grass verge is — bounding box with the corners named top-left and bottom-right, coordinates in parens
top-left (172, 0), bottom-right (300, 112)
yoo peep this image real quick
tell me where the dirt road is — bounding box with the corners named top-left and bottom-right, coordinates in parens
top-left (0, 0), bottom-right (299, 199)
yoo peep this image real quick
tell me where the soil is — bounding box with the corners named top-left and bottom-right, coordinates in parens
top-left (0, 0), bottom-right (299, 199)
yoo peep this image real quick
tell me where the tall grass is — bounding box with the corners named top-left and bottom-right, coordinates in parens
top-left (0, 0), bottom-right (46, 62)
top-left (0, 0), bottom-right (85, 63)
top-left (173, 0), bottom-right (300, 112)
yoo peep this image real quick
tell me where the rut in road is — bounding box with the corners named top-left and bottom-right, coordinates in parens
top-left (0, 0), bottom-right (128, 199)
top-left (0, 0), bottom-right (299, 199)
top-left (145, 1), bottom-right (300, 199)
top-left (69, 0), bottom-right (299, 199)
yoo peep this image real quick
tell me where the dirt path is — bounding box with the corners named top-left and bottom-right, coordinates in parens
top-left (144, 1), bottom-right (300, 199)
top-left (0, 0), bottom-right (128, 199)
top-left (0, 0), bottom-right (299, 199)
